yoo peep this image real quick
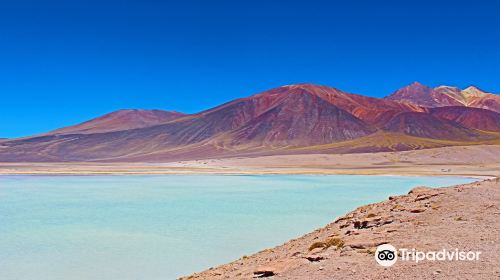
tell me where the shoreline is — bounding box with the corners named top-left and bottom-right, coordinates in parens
top-left (183, 177), bottom-right (500, 279)
top-left (0, 171), bottom-right (492, 181)
top-left (0, 164), bottom-right (497, 179)
top-left (1, 145), bottom-right (499, 178)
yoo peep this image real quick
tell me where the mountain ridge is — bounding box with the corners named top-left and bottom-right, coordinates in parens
top-left (386, 82), bottom-right (500, 112)
top-left (48, 109), bottom-right (186, 135)
top-left (0, 83), bottom-right (499, 162)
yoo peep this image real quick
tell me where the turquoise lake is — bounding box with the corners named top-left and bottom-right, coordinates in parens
top-left (0, 175), bottom-right (475, 279)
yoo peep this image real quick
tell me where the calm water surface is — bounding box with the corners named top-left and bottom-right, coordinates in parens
top-left (0, 175), bottom-right (475, 279)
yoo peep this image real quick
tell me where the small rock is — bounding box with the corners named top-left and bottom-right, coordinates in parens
top-left (309, 247), bottom-right (323, 254)
top-left (353, 220), bottom-right (368, 229)
top-left (348, 242), bottom-right (370, 249)
top-left (354, 217), bottom-right (393, 229)
top-left (339, 222), bottom-right (350, 229)
top-left (353, 220), bottom-right (361, 228)
top-left (253, 267), bottom-right (275, 278)
top-left (415, 193), bottom-right (438, 202)
top-left (305, 255), bottom-right (325, 262)
top-left (341, 246), bottom-right (353, 252)
top-left (408, 186), bottom-right (432, 195)
top-left (291, 251), bottom-right (301, 257)
top-left (344, 229), bottom-right (360, 235)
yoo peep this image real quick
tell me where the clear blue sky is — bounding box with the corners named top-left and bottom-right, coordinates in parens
top-left (1, 0), bottom-right (499, 138)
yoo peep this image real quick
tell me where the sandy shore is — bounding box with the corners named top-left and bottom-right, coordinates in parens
top-left (1, 145), bottom-right (499, 178)
top-left (182, 178), bottom-right (500, 279)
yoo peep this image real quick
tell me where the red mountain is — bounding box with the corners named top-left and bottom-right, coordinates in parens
top-left (428, 106), bottom-right (500, 132)
top-left (0, 83), bottom-right (498, 162)
top-left (383, 112), bottom-right (480, 140)
top-left (229, 89), bottom-right (375, 146)
top-left (385, 82), bottom-right (500, 112)
top-left (48, 109), bottom-right (186, 135)
top-left (275, 84), bottom-right (423, 126)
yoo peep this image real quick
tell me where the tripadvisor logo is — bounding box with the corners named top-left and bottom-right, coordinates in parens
top-left (375, 244), bottom-right (397, 267)
top-left (375, 244), bottom-right (482, 267)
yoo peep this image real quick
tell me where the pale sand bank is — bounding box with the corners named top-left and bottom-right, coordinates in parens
top-left (1, 145), bottom-right (499, 177)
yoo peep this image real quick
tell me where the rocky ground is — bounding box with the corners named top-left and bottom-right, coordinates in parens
top-left (181, 178), bottom-right (500, 279)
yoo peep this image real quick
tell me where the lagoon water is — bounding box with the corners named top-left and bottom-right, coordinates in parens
top-left (0, 175), bottom-right (474, 279)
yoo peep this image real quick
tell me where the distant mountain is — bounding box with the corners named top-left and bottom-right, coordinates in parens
top-left (383, 112), bottom-right (480, 140)
top-left (47, 109), bottom-right (186, 135)
top-left (0, 83), bottom-right (499, 162)
top-left (226, 86), bottom-right (376, 146)
top-left (276, 84), bottom-right (423, 127)
top-left (428, 106), bottom-right (500, 132)
top-left (385, 82), bottom-right (500, 112)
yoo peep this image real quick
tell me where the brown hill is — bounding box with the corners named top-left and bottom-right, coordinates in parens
top-left (47, 109), bottom-right (186, 135)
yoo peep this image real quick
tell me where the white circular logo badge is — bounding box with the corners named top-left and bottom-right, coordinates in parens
top-left (375, 244), bottom-right (397, 267)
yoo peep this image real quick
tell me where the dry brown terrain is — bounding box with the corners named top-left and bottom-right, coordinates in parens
top-left (182, 178), bottom-right (500, 280)
top-left (1, 145), bottom-right (499, 178)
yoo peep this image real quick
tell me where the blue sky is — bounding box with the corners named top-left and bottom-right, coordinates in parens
top-left (1, 0), bottom-right (499, 138)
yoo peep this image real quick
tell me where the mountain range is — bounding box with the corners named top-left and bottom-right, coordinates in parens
top-left (1, 82), bottom-right (499, 162)
top-left (386, 82), bottom-right (500, 112)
